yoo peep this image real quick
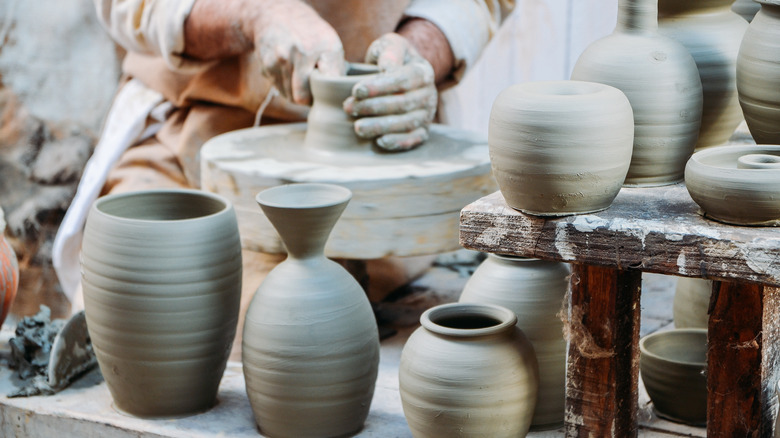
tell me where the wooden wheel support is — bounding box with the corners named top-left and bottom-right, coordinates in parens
top-left (459, 184), bottom-right (780, 437)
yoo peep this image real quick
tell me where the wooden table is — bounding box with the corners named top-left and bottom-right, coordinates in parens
top-left (459, 183), bottom-right (780, 437)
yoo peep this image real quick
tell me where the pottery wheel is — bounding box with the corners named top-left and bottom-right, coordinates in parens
top-left (201, 123), bottom-right (496, 259)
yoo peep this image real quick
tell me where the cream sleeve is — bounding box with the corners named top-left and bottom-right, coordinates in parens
top-left (403, 0), bottom-right (516, 81)
top-left (93, 0), bottom-right (206, 72)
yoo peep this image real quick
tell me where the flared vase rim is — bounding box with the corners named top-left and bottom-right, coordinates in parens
top-left (92, 188), bottom-right (232, 224)
top-left (420, 302), bottom-right (518, 338)
top-left (255, 183), bottom-right (352, 210)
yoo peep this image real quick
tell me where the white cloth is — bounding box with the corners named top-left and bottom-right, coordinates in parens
top-left (52, 79), bottom-right (170, 311)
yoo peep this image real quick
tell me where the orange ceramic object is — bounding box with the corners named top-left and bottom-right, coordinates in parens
top-left (0, 235), bottom-right (19, 327)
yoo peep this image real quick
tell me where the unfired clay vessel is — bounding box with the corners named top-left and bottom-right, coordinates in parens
top-left (304, 63), bottom-right (379, 153)
top-left (685, 144), bottom-right (780, 225)
top-left (737, 0), bottom-right (780, 144)
top-left (658, 0), bottom-right (748, 149)
top-left (572, 0), bottom-right (703, 186)
top-left (640, 328), bottom-right (708, 426)
top-left (399, 302), bottom-right (539, 438)
top-left (732, 0), bottom-right (762, 21)
top-left (80, 189), bottom-right (242, 417)
top-left (243, 183), bottom-right (379, 438)
top-left (459, 255), bottom-right (570, 429)
top-left (488, 80), bottom-right (633, 216)
top-left (0, 208), bottom-right (18, 328)
top-left (673, 277), bottom-right (712, 329)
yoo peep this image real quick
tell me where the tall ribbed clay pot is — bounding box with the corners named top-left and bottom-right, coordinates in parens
top-left (243, 183), bottom-right (379, 438)
top-left (488, 80), bottom-right (634, 216)
top-left (399, 302), bottom-right (539, 438)
top-left (459, 255), bottom-right (570, 430)
top-left (304, 63), bottom-right (379, 153)
top-left (658, 0), bottom-right (748, 149)
top-left (0, 208), bottom-right (19, 328)
top-left (572, 0), bottom-right (703, 186)
top-left (81, 189), bottom-right (242, 417)
top-left (737, 0), bottom-right (780, 144)
top-left (732, 0), bottom-right (762, 21)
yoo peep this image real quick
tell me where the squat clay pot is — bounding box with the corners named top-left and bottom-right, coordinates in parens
top-left (243, 183), bottom-right (379, 438)
top-left (304, 63), bottom-right (379, 153)
top-left (399, 302), bottom-right (539, 438)
top-left (673, 277), bottom-right (712, 329)
top-left (459, 255), bottom-right (570, 430)
top-left (488, 80), bottom-right (633, 216)
top-left (572, 0), bottom-right (703, 186)
top-left (685, 144), bottom-right (780, 224)
top-left (81, 189), bottom-right (242, 417)
top-left (658, 0), bottom-right (748, 149)
top-left (737, 0), bottom-right (780, 144)
top-left (732, 0), bottom-right (762, 21)
top-left (0, 208), bottom-right (19, 328)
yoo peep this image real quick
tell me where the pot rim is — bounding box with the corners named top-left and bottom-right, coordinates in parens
top-left (639, 328), bottom-right (708, 367)
top-left (420, 302), bottom-right (518, 337)
top-left (256, 183), bottom-right (352, 210)
top-left (93, 188), bottom-right (232, 223)
top-left (310, 62), bottom-right (379, 86)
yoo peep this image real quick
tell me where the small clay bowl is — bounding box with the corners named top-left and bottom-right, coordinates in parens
top-left (685, 145), bottom-right (780, 225)
top-left (639, 328), bottom-right (708, 426)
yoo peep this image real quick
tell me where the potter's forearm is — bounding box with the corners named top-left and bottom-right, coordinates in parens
top-left (183, 0), bottom-right (260, 60)
top-left (397, 18), bottom-right (455, 85)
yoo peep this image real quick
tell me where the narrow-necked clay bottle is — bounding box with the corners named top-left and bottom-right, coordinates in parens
top-left (459, 255), bottom-right (570, 430)
top-left (658, 0), bottom-right (748, 149)
top-left (572, 0), bottom-right (703, 186)
top-left (399, 302), bottom-right (539, 438)
top-left (737, 0), bottom-right (780, 144)
top-left (243, 183), bottom-right (380, 438)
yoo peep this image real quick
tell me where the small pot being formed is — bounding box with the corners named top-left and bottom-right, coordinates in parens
top-left (640, 328), bottom-right (708, 426)
top-left (685, 144), bottom-right (780, 225)
top-left (399, 302), bottom-right (539, 438)
top-left (488, 80), bottom-right (634, 216)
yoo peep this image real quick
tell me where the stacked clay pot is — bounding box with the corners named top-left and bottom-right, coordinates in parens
top-left (658, 0), bottom-right (748, 149)
top-left (572, 0), bottom-right (703, 186)
top-left (81, 189), bottom-right (242, 417)
top-left (488, 80), bottom-right (634, 216)
top-left (459, 255), bottom-right (570, 430)
top-left (243, 183), bottom-right (380, 438)
top-left (399, 302), bottom-right (539, 438)
top-left (737, 0), bottom-right (780, 144)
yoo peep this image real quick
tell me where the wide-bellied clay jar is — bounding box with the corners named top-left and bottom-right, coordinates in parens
top-left (572, 0), bottom-right (703, 186)
top-left (399, 302), bottom-right (538, 438)
top-left (732, 0), bottom-right (762, 21)
top-left (81, 189), bottom-right (242, 417)
top-left (304, 63), bottom-right (379, 153)
top-left (658, 0), bottom-right (748, 149)
top-left (488, 80), bottom-right (633, 216)
top-left (685, 144), bottom-right (780, 224)
top-left (737, 0), bottom-right (780, 144)
top-left (0, 208), bottom-right (19, 328)
top-left (459, 255), bottom-right (569, 430)
top-left (673, 277), bottom-right (712, 328)
top-left (243, 183), bottom-right (379, 438)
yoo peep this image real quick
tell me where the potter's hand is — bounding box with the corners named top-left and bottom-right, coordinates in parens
top-left (253, 1), bottom-right (346, 105)
top-left (343, 33), bottom-right (437, 152)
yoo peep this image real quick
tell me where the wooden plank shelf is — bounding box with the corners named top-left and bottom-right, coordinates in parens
top-left (459, 184), bottom-right (780, 437)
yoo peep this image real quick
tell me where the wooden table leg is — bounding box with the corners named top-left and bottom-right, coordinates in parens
top-left (708, 281), bottom-right (780, 438)
top-left (565, 264), bottom-right (642, 437)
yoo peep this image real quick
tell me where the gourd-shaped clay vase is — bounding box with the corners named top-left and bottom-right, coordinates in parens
top-left (243, 183), bottom-right (380, 438)
top-left (0, 208), bottom-right (19, 328)
top-left (572, 0), bottom-right (703, 186)
top-left (81, 189), bottom-right (242, 417)
top-left (673, 277), bottom-right (712, 329)
top-left (459, 255), bottom-right (570, 430)
top-left (737, 0), bottom-right (780, 144)
top-left (488, 80), bottom-right (634, 216)
top-left (732, 0), bottom-right (762, 21)
top-left (304, 63), bottom-right (379, 153)
top-left (399, 302), bottom-right (539, 438)
top-left (658, 0), bottom-right (748, 149)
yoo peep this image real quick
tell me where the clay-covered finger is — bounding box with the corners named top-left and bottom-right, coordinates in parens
top-left (375, 127), bottom-right (430, 152)
top-left (353, 109), bottom-right (430, 138)
top-left (365, 33), bottom-right (407, 69)
top-left (291, 52), bottom-right (317, 106)
top-left (344, 86), bottom-right (436, 116)
top-left (352, 63), bottom-right (434, 99)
